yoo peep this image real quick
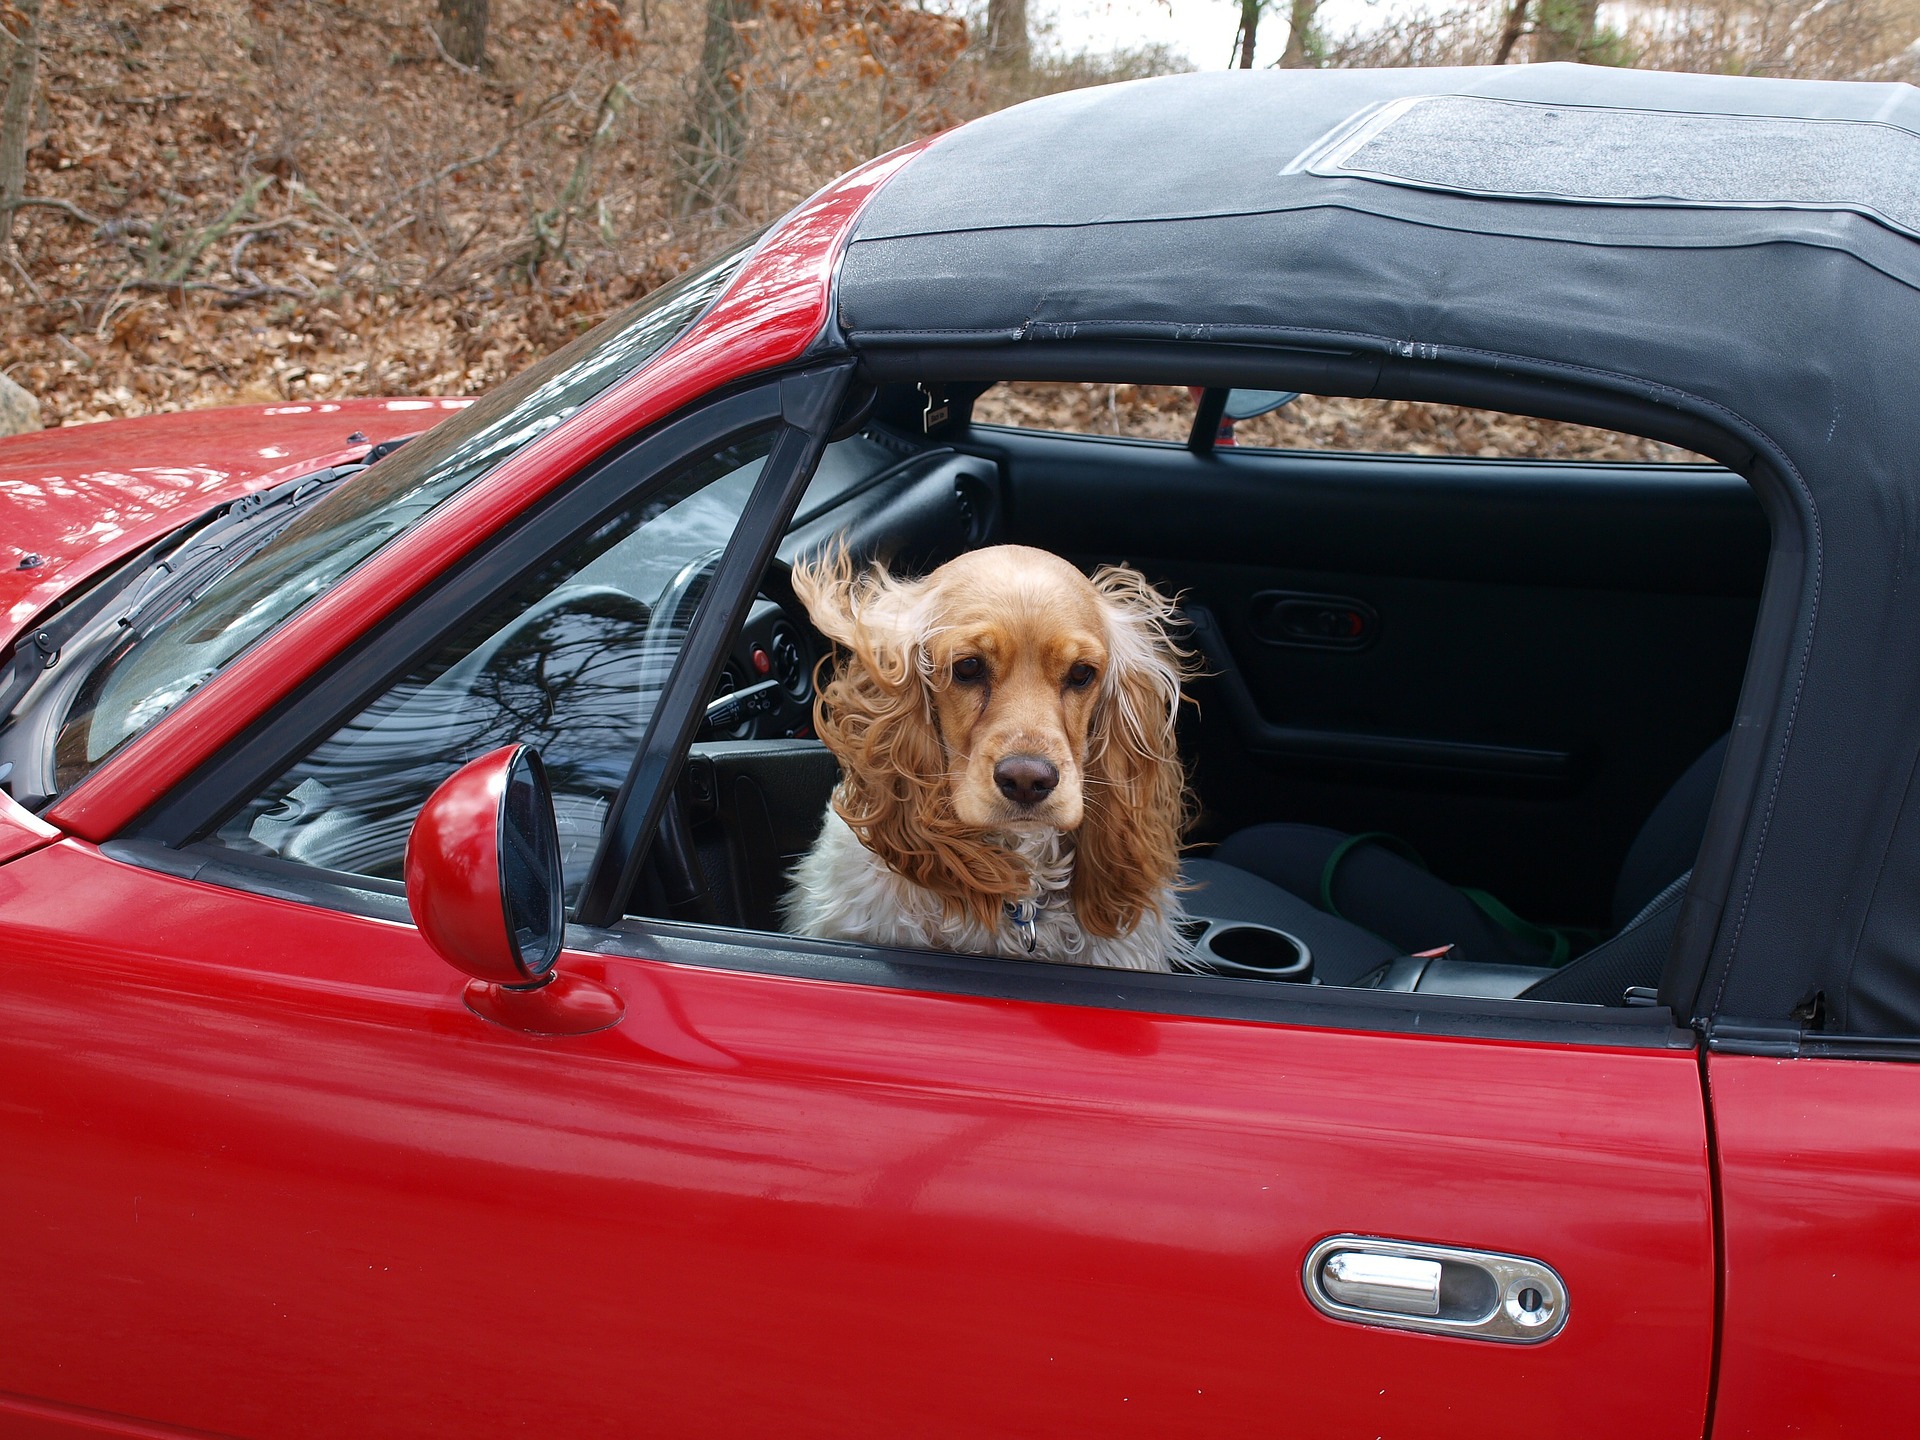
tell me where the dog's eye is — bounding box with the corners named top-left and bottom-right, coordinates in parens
top-left (1066, 662), bottom-right (1097, 689)
top-left (953, 656), bottom-right (986, 683)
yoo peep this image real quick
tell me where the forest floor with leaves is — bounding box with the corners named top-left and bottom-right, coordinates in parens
top-left (4, 0), bottom-right (1914, 461)
top-left (0, 0), bottom-right (1044, 426)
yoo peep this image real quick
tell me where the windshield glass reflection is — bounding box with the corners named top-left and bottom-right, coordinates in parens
top-left (55, 237), bottom-right (754, 792)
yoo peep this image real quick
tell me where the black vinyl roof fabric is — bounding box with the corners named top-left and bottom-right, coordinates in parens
top-left (838, 65), bottom-right (1920, 1035)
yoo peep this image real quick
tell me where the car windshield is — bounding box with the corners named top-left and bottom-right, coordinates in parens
top-left (52, 237), bottom-right (753, 793)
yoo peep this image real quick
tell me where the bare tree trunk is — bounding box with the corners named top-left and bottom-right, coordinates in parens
top-left (0, 0), bottom-right (45, 256)
top-left (1279, 0), bottom-right (1319, 65)
top-left (986, 0), bottom-right (1029, 69)
top-left (1532, 0), bottom-right (1598, 61)
top-left (677, 0), bottom-right (747, 215)
top-left (1493, 0), bottom-right (1530, 62)
top-left (1236, 0), bottom-right (1261, 67)
top-left (433, 0), bottom-right (489, 69)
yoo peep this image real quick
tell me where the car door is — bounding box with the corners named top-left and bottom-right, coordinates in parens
top-left (0, 410), bottom-right (1715, 1439)
top-left (0, 838), bottom-right (1712, 1439)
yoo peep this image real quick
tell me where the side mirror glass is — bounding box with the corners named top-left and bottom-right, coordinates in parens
top-left (406, 744), bottom-right (622, 1036)
top-left (499, 748), bottom-right (564, 979)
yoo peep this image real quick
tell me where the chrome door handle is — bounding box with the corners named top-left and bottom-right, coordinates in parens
top-left (1304, 1236), bottom-right (1569, 1343)
top-left (1321, 1251), bottom-right (1442, 1316)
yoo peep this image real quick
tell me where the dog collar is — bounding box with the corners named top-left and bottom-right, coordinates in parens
top-left (1005, 899), bottom-right (1039, 953)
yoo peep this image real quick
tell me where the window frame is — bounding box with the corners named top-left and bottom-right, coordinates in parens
top-left (127, 371), bottom-right (841, 925)
top-left (110, 333), bottom-right (1809, 1049)
top-left (862, 337), bottom-right (1808, 1036)
top-left (970, 381), bottom-right (1721, 465)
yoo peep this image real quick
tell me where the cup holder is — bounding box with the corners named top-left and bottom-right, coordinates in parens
top-left (1182, 919), bottom-right (1314, 983)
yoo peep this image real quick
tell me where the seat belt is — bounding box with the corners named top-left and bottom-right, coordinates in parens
top-left (1318, 831), bottom-right (1585, 967)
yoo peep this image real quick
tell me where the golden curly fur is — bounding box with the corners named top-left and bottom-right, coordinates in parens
top-left (782, 543), bottom-right (1194, 970)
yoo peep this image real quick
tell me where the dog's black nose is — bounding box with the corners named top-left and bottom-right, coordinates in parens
top-left (994, 755), bottom-right (1059, 807)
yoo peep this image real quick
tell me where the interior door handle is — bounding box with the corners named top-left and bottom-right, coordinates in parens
top-left (1304, 1236), bottom-right (1569, 1343)
top-left (1181, 605), bottom-right (1579, 785)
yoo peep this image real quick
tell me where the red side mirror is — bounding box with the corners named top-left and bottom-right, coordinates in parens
top-left (405, 744), bottom-right (622, 1036)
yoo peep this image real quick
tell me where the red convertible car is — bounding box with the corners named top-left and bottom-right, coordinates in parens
top-left (3, 64), bottom-right (1918, 1437)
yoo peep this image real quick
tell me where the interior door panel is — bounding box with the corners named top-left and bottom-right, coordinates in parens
top-left (679, 738), bottom-right (840, 931)
top-left (970, 427), bottom-right (1768, 926)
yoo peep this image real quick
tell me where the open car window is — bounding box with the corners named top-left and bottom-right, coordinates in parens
top-left (607, 376), bottom-right (1764, 1022)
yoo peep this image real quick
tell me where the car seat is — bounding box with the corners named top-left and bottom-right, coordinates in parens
top-left (1185, 734), bottom-right (1729, 1001)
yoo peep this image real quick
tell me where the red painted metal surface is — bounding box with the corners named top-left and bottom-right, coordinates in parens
top-left (462, 969), bottom-right (626, 1038)
top-left (404, 743), bottom-right (526, 986)
top-left (0, 838), bottom-right (1714, 1439)
top-left (46, 140), bottom-right (931, 845)
top-left (0, 787), bottom-right (58, 865)
top-left (405, 745), bottom-right (627, 1035)
top-left (1708, 1053), bottom-right (1920, 1437)
top-left (0, 398), bottom-right (471, 646)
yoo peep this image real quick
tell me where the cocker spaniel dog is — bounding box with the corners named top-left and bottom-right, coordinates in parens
top-left (782, 544), bottom-right (1193, 971)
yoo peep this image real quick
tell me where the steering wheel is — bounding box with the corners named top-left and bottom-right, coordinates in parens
top-left (465, 585), bottom-right (656, 894)
top-left (457, 550), bottom-right (820, 925)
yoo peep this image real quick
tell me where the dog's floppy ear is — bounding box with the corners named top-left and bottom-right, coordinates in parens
top-left (792, 546), bottom-right (1027, 927)
top-left (1072, 565), bottom-right (1193, 938)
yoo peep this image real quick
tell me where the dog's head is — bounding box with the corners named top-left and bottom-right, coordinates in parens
top-left (792, 544), bottom-right (1191, 936)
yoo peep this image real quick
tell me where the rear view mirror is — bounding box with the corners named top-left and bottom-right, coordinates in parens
top-left (1223, 388), bottom-right (1299, 422)
top-left (406, 744), bottom-right (623, 1036)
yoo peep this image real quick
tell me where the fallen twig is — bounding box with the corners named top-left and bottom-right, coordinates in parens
top-left (215, 283), bottom-right (304, 308)
top-left (158, 175), bottom-right (273, 285)
top-left (79, 277), bottom-right (302, 304)
top-left (6, 246), bottom-right (43, 301)
top-left (8, 195), bottom-right (105, 227)
top-left (101, 91), bottom-right (217, 108)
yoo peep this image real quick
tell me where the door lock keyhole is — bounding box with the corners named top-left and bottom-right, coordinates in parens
top-left (1504, 1280), bottom-right (1555, 1329)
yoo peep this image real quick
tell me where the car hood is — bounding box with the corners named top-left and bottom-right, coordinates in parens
top-left (0, 397), bottom-right (473, 649)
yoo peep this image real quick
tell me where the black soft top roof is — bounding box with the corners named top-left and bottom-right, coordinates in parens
top-left (840, 66), bottom-right (1920, 1037)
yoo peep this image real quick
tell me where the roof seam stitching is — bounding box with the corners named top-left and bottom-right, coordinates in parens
top-left (1699, 443), bottom-right (1820, 1018)
top-left (846, 323), bottom-right (1444, 344)
top-left (1708, 500), bottom-right (1820, 1019)
top-left (846, 208), bottom-right (1920, 300)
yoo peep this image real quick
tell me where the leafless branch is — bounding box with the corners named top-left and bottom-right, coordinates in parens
top-left (361, 92), bottom-right (569, 231)
top-left (425, 18), bottom-right (482, 76)
top-left (6, 195), bottom-right (104, 226)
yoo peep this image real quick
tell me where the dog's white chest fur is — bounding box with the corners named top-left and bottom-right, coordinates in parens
top-left (782, 809), bottom-right (1189, 972)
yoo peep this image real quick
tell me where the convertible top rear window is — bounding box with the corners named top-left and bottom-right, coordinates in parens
top-left (49, 237), bottom-right (752, 792)
top-left (1306, 96), bottom-right (1920, 241)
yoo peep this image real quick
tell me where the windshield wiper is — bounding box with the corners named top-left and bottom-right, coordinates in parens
top-left (118, 464), bottom-right (362, 636)
top-left (0, 461), bottom-right (364, 720)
